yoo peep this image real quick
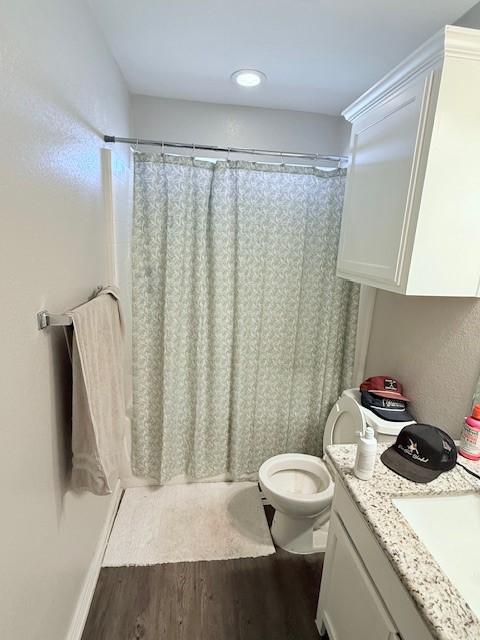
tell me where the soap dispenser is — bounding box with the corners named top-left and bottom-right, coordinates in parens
top-left (354, 426), bottom-right (377, 480)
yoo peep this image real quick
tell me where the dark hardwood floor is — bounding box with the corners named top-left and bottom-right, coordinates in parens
top-left (82, 505), bottom-right (324, 640)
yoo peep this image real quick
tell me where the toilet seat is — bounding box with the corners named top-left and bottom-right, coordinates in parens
top-left (323, 392), bottom-right (366, 449)
top-left (259, 454), bottom-right (333, 509)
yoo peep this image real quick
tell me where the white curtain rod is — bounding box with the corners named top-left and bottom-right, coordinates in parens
top-left (103, 135), bottom-right (348, 165)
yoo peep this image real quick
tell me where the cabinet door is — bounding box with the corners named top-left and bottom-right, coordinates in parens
top-left (316, 512), bottom-right (398, 640)
top-left (337, 71), bottom-right (435, 289)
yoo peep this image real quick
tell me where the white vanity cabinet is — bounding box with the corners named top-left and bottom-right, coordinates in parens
top-left (337, 26), bottom-right (480, 297)
top-left (317, 511), bottom-right (398, 640)
top-left (316, 477), bottom-right (434, 640)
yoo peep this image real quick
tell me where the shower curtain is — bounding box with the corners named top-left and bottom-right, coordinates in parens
top-left (132, 153), bottom-right (359, 483)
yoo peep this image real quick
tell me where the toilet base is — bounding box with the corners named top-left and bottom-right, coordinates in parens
top-left (271, 512), bottom-right (327, 554)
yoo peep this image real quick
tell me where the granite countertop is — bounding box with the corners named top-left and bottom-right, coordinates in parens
top-left (326, 443), bottom-right (480, 640)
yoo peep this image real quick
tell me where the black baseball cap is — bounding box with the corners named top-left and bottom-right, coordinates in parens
top-left (381, 424), bottom-right (457, 483)
top-left (361, 390), bottom-right (414, 422)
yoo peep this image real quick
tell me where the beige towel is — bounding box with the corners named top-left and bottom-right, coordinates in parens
top-left (69, 288), bottom-right (126, 495)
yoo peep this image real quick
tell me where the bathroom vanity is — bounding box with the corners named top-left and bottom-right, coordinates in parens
top-left (316, 444), bottom-right (480, 640)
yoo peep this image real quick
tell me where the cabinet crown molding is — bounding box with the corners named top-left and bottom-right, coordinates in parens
top-left (342, 26), bottom-right (480, 123)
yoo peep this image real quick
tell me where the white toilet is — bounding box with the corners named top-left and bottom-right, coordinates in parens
top-left (259, 389), bottom-right (415, 554)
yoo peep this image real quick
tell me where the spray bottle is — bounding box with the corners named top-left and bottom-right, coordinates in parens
top-left (354, 426), bottom-right (377, 480)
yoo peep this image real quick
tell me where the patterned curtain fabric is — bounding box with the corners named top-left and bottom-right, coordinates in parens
top-left (132, 153), bottom-right (360, 483)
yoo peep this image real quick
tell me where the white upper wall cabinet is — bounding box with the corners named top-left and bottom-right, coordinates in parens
top-left (337, 26), bottom-right (480, 297)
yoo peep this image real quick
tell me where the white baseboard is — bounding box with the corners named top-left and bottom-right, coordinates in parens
top-left (67, 482), bottom-right (123, 640)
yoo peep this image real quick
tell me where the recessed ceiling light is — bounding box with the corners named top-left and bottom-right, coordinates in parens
top-left (231, 69), bottom-right (266, 88)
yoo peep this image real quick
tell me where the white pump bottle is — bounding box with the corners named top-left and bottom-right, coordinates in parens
top-left (353, 426), bottom-right (377, 480)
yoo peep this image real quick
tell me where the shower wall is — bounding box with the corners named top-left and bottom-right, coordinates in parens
top-left (0, 1), bottom-right (130, 638)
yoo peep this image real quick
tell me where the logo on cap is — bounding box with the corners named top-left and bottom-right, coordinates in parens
top-left (383, 398), bottom-right (404, 409)
top-left (384, 379), bottom-right (397, 391)
top-left (406, 439), bottom-right (418, 454)
top-left (398, 438), bottom-right (429, 464)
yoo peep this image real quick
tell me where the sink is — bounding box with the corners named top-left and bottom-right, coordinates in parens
top-left (393, 493), bottom-right (480, 618)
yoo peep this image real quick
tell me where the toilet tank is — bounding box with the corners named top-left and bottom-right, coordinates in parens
top-left (323, 388), bottom-right (415, 449)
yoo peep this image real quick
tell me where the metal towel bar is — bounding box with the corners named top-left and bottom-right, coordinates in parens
top-left (37, 310), bottom-right (73, 330)
top-left (36, 287), bottom-right (104, 330)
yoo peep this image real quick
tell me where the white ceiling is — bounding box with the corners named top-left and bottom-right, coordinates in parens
top-left (88, 0), bottom-right (477, 115)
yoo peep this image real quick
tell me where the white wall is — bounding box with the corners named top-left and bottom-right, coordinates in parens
top-left (364, 8), bottom-right (480, 438)
top-left (130, 95), bottom-right (350, 164)
top-left (103, 148), bottom-right (134, 466)
top-left (0, 2), bottom-right (130, 638)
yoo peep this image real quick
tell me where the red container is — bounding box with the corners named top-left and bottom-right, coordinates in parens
top-left (459, 403), bottom-right (480, 460)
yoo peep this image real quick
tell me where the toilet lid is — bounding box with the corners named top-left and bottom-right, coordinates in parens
top-left (323, 393), bottom-right (366, 449)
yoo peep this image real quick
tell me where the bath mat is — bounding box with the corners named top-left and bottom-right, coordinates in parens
top-left (103, 482), bottom-right (275, 566)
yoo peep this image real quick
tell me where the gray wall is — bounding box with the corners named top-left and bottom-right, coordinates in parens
top-left (131, 95), bottom-right (350, 164)
top-left (364, 293), bottom-right (480, 437)
top-left (0, 1), bottom-right (129, 638)
top-left (456, 1), bottom-right (480, 27)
